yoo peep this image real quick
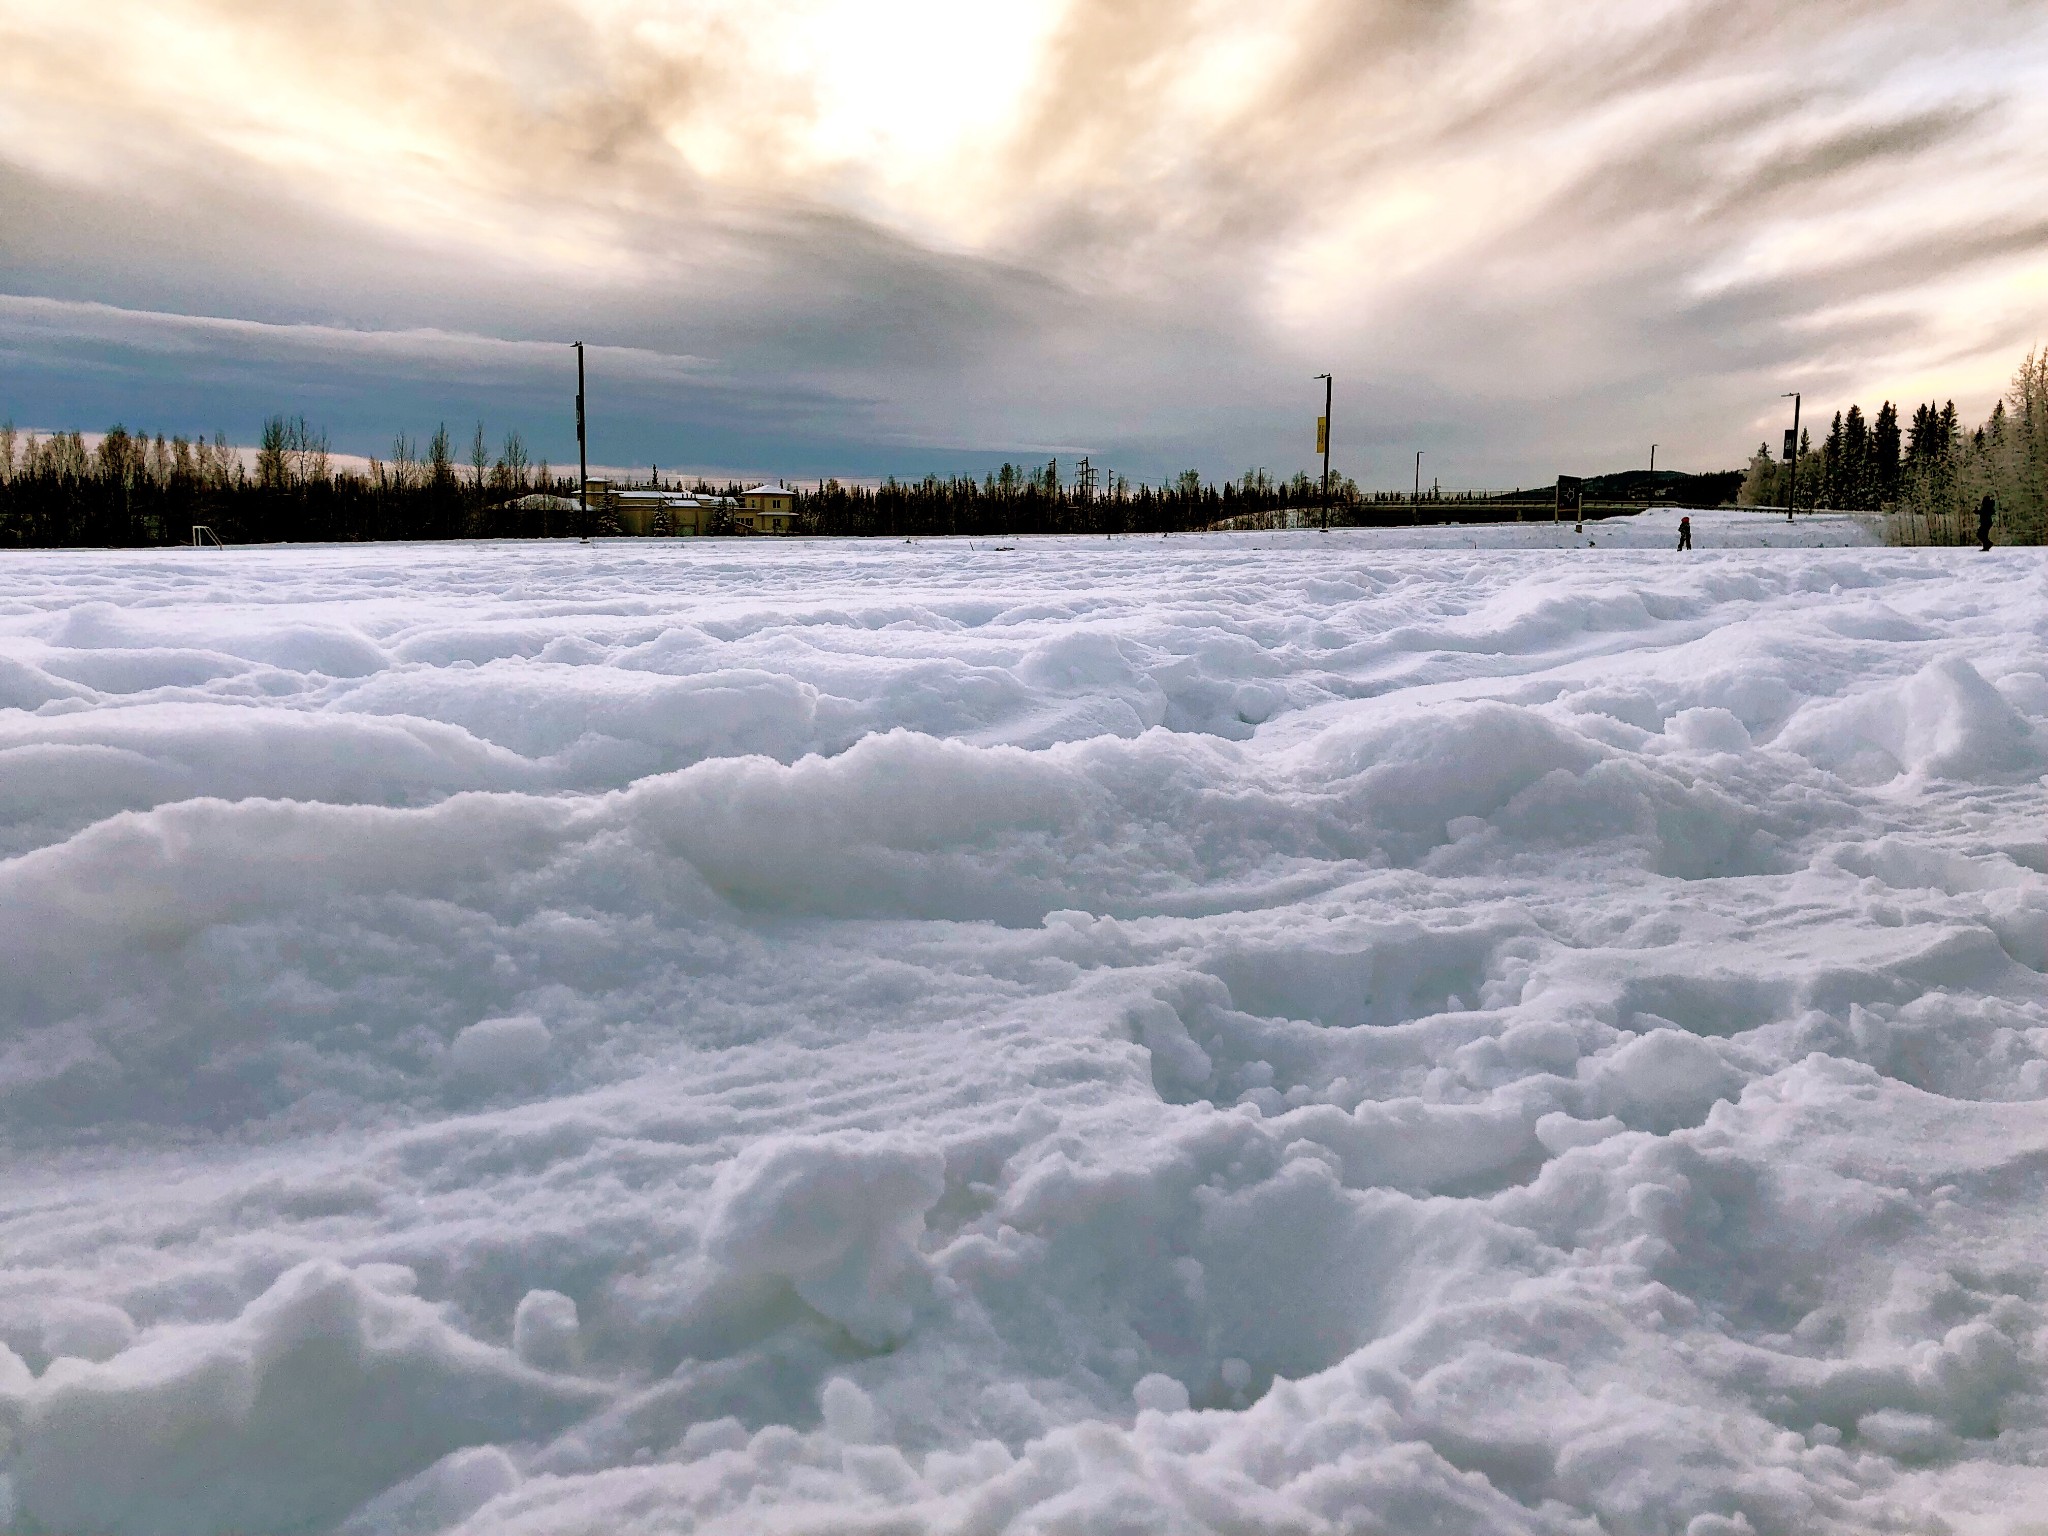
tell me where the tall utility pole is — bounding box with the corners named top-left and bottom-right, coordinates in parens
top-left (1314, 373), bottom-right (1332, 530)
top-left (1650, 443), bottom-right (1657, 474)
top-left (574, 342), bottom-right (588, 524)
top-left (1413, 450), bottom-right (1423, 525)
top-left (1781, 392), bottom-right (1801, 523)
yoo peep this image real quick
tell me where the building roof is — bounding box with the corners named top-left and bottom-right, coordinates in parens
top-left (741, 484), bottom-right (792, 497)
top-left (613, 490), bottom-right (727, 507)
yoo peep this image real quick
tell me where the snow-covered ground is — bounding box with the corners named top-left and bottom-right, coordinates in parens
top-left (3, 507), bottom-right (2046, 1536)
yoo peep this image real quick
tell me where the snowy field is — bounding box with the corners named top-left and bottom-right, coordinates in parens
top-left (3, 506), bottom-right (2047, 1536)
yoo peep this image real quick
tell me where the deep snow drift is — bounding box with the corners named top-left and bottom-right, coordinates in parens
top-left (2, 507), bottom-right (2046, 1536)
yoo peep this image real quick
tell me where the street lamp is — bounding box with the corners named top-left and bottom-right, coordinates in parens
top-left (574, 342), bottom-right (588, 526)
top-left (1314, 373), bottom-right (1332, 530)
top-left (1413, 450), bottom-right (1423, 525)
top-left (1781, 392), bottom-right (1801, 523)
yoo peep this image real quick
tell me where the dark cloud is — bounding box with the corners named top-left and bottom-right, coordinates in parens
top-left (1733, 104), bottom-right (1996, 202)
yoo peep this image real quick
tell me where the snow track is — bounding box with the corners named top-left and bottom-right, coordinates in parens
top-left (2, 510), bottom-right (2046, 1535)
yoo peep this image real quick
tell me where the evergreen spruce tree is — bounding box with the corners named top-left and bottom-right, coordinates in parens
top-left (1907, 403), bottom-right (1937, 467)
top-left (1873, 402), bottom-right (1902, 501)
top-left (1841, 404), bottom-right (1870, 508)
top-left (1835, 411), bottom-right (1851, 507)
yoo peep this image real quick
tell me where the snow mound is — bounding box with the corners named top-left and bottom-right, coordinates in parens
top-left (3, 530), bottom-right (2044, 1536)
top-left (697, 1132), bottom-right (946, 1347)
top-left (1781, 655), bottom-right (2043, 782)
top-left (339, 1446), bottom-right (520, 1536)
top-left (38, 1298), bottom-right (138, 1363)
top-left (7, 1261), bottom-right (605, 1536)
top-left (448, 1015), bottom-right (552, 1082)
top-left (510, 1290), bottom-right (580, 1372)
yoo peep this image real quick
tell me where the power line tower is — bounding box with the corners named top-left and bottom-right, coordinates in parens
top-left (1075, 456), bottom-right (1098, 500)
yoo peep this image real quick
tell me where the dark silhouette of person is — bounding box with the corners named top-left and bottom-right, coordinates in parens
top-left (1978, 495), bottom-right (1996, 551)
top-left (1676, 515), bottom-right (1692, 551)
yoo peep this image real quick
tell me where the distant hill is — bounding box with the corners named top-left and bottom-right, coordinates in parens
top-left (1494, 468), bottom-right (1745, 506)
top-left (1585, 468), bottom-right (1744, 505)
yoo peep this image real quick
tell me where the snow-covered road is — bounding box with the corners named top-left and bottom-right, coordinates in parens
top-left (3, 508), bottom-right (2045, 1536)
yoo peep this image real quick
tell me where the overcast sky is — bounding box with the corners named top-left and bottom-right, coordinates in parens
top-left (4, 0), bottom-right (2045, 486)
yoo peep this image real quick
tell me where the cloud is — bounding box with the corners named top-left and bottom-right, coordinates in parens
top-left (1, 0), bottom-right (2044, 483)
top-left (0, 298), bottom-right (708, 379)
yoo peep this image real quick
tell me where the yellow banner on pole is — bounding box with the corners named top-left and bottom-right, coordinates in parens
top-left (1315, 416), bottom-right (1328, 454)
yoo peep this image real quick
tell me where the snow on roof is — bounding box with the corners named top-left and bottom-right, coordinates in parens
top-left (742, 484), bottom-right (791, 497)
top-left (610, 490), bottom-right (736, 507)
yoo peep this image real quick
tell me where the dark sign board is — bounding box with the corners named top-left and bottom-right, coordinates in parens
top-left (1556, 475), bottom-right (1583, 519)
top-left (1783, 429), bottom-right (1797, 462)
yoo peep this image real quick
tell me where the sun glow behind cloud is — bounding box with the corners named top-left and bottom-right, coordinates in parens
top-left (738, 3), bottom-right (1063, 198)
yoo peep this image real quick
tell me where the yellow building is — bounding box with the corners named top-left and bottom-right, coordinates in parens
top-left (586, 482), bottom-right (735, 535)
top-left (738, 483), bottom-right (797, 534)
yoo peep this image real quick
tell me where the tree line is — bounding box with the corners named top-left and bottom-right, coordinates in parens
top-left (0, 424), bottom-right (1723, 549)
top-left (1737, 402), bottom-right (1903, 511)
top-left (5, 356), bottom-right (2043, 548)
top-left (0, 429), bottom-right (1404, 546)
top-left (792, 463), bottom-right (1371, 538)
top-left (0, 417), bottom-right (651, 547)
top-left (1736, 348), bottom-right (2048, 544)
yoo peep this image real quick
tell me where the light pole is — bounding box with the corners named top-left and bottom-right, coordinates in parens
top-left (1781, 392), bottom-right (1800, 523)
top-left (1314, 373), bottom-right (1332, 530)
top-left (1413, 450), bottom-right (1423, 525)
top-left (574, 342), bottom-right (588, 527)
top-left (1650, 443), bottom-right (1657, 475)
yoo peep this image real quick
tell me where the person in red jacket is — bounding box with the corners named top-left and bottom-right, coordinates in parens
top-left (1677, 515), bottom-right (1692, 551)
